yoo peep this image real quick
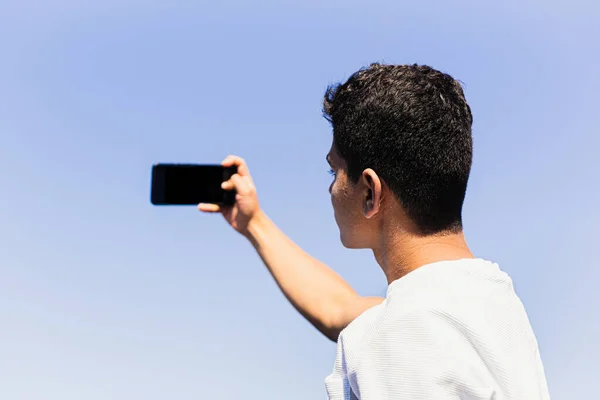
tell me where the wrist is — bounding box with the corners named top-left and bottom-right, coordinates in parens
top-left (243, 210), bottom-right (269, 243)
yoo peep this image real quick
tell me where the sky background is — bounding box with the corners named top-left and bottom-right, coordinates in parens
top-left (0, 0), bottom-right (598, 399)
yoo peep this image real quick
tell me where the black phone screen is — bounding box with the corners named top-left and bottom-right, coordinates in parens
top-left (151, 164), bottom-right (236, 205)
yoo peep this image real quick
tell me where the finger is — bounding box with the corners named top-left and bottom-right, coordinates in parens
top-left (198, 203), bottom-right (221, 213)
top-left (221, 155), bottom-right (236, 165)
top-left (221, 179), bottom-right (235, 190)
top-left (242, 175), bottom-right (255, 191)
top-left (230, 173), bottom-right (254, 196)
top-left (221, 155), bottom-right (250, 177)
top-left (222, 174), bottom-right (254, 192)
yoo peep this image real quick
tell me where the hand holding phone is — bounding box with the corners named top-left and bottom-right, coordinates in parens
top-left (151, 156), bottom-right (262, 235)
top-left (198, 155), bottom-right (262, 235)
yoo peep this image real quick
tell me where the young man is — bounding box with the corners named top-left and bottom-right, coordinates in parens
top-left (199, 64), bottom-right (551, 399)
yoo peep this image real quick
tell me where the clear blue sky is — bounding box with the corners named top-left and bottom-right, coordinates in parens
top-left (0, 1), bottom-right (598, 399)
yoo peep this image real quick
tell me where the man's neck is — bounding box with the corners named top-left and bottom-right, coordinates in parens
top-left (374, 229), bottom-right (474, 285)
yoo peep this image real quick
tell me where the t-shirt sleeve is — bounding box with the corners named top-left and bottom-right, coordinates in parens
top-left (349, 309), bottom-right (497, 400)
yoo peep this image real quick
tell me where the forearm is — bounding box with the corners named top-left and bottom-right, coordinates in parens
top-left (245, 211), bottom-right (381, 341)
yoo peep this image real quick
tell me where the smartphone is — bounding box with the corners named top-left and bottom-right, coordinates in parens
top-left (150, 163), bottom-right (237, 206)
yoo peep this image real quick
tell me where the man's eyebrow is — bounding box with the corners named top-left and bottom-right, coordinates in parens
top-left (326, 154), bottom-right (333, 166)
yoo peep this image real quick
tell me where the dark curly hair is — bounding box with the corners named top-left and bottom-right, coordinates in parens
top-left (323, 63), bottom-right (473, 235)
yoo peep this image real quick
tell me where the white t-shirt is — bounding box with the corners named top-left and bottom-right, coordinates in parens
top-left (325, 258), bottom-right (551, 399)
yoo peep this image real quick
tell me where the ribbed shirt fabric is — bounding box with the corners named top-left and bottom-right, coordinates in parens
top-left (325, 259), bottom-right (551, 399)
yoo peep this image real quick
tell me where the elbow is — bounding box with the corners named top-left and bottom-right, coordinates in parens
top-left (322, 295), bottom-right (384, 342)
top-left (319, 302), bottom-right (352, 342)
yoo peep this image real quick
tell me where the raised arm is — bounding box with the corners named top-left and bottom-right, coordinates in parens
top-left (198, 155), bottom-right (383, 341)
top-left (245, 210), bottom-right (383, 341)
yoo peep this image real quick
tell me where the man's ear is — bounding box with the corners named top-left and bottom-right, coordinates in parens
top-left (361, 168), bottom-right (383, 219)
